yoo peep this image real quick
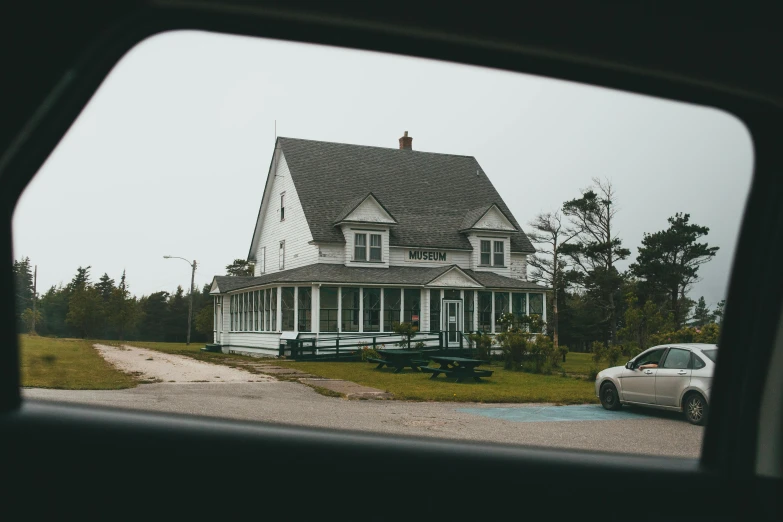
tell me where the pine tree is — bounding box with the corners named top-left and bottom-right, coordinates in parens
top-left (689, 296), bottom-right (714, 326)
top-left (108, 270), bottom-right (138, 341)
top-left (96, 273), bottom-right (116, 302)
top-left (629, 213), bottom-right (719, 329)
top-left (12, 257), bottom-right (34, 328)
top-left (225, 259), bottom-right (254, 276)
top-left (561, 179), bottom-right (631, 345)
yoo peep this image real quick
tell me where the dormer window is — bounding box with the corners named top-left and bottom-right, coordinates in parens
top-left (354, 233), bottom-right (382, 262)
top-left (494, 241), bottom-right (504, 266)
top-left (480, 239), bottom-right (505, 267)
top-left (370, 234), bottom-right (382, 261)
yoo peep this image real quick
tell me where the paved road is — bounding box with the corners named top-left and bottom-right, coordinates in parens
top-left (23, 381), bottom-right (704, 458)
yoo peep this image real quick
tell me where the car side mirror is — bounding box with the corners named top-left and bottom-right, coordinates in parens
top-left (625, 361), bottom-right (634, 370)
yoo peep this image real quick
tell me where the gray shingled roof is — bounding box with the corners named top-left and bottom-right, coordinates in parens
top-left (278, 137), bottom-right (535, 253)
top-left (212, 264), bottom-right (548, 294)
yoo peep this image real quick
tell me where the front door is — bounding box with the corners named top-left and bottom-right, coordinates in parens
top-left (442, 300), bottom-right (462, 347)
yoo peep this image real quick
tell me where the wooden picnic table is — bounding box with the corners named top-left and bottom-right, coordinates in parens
top-left (368, 349), bottom-right (430, 374)
top-left (421, 355), bottom-right (494, 382)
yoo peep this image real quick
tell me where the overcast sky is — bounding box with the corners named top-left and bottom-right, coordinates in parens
top-left (13, 30), bottom-right (753, 309)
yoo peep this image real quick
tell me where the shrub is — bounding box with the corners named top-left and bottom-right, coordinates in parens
top-left (591, 341), bottom-right (623, 369)
top-left (494, 313), bottom-right (557, 373)
top-left (358, 346), bottom-right (380, 361)
top-left (393, 322), bottom-right (419, 349)
top-left (467, 331), bottom-right (494, 361)
top-left (588, 366), bottom-right (601, 381)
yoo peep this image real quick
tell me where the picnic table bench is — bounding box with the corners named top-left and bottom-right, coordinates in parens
top-left (368, 349), bottom-right (429, 373)
top-left (421, 355), bottom-right (494, 382)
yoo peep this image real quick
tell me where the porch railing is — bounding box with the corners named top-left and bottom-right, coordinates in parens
top-left (280, 331), bottom-right (480, 360)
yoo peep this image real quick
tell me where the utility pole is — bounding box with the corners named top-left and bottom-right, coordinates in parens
top-left (31, 265), bottom-right (37, 334)
top-left (164, 256), bottom-right (197, 345)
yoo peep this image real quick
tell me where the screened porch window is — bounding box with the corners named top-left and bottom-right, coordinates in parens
top-left (404, 289), bottom-right (421, 329)
top-left (429, 289), bottom-right (440, 332)
top-left (383, 288), bottom-right (401, 331)
top-left (281, 287), bottom-right (295, 331)
top-left (478, 291), bottom-right (492, 332)
top-left (319, 286), bottom-right (339, 332)
top-left (298, 287), bottom-right (312, 332)
top-left (464, 290), bottom-right (474, 332)
top-left (342, 287), bottom-right (360, 332)
top-left (363, 288), bottom-right (381, 332)
top-left (495, 292), bottom-right (509, 332)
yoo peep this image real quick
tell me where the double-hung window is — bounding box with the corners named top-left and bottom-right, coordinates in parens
top-left (493, 241), bottom-right (504, 266)
top-left (354, 233), bottom-right (367, 261)
top-left (280, 193), bottom-right (285, 221)
top-left (354, 233), bottom-right (382, 262)
top-left (279, 241), bottom-right (285, 270)
top-left (480, 240), bottom-right (491, 265)
top-left (479, 239), bottom-right (505, 266)
top-left (369, 234), bottom-right (382, 261)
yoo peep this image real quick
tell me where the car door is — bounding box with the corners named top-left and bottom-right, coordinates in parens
top-left (655, 347), bottom-right (692, 407)
top-left (619, 348), bottom-right (667, 404)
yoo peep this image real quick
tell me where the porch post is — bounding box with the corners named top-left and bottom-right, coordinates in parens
top-left (380, 287), bottom-right (385, 332)
top-left (313, 285), bottom-right (320, 337)
top-left (337, 287), bottom-right (342, 333)
top-left (359, 286), bottom-right (364, 333)
top-left (293, 286), bottom-right (299, 333)
top-left (491, 291), bottom-right (496, 334)
top-left (276, 286), bottom-right (282, 333)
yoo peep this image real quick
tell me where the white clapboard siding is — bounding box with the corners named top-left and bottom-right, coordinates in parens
top-left (316, 243), bottom-right (345, 264)
top-left (253, 152), bottom-right (319, 276)
top-left (509, 253), bottom-right (528, 281)
top-left (389, 247), bottom-right (471, 268)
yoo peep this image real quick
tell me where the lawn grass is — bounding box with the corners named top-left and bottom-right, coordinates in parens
top-left (263, 360), bottom-right (598, 404)
top-left (20, 335), bottom-right (138, 389)
top-left (560, 352), bottom-right (596, 375)
top-left (130, 340), bottom-right (599, 403)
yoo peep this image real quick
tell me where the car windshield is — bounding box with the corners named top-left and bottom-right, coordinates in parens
top-left (12, 30), bottom-right (752, 460)
top-left (701, 349), bottom-right (718, 363)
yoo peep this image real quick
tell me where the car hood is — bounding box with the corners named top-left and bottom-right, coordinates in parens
top-left (597, 365), bottom-right (626, 379)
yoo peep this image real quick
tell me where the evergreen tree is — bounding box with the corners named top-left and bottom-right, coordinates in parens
top-left (561, 179), bottom-right (631, 344)
top-left (689, 296), bottom-right (714, 326)
top-left (39, 284), bottom-right (70, 337)
top-left (96, 273), bottom-right (116, 302)
top-left (108, 270), bottom-right (139, 341)
top-left (66, 284), bottom-right (104, 338)
top-left (629, 213), bottom-right (719, 329)
top-left (713, 299), bottom-right (726, 326)
top-left (12, 257), bottom-right (34, 329)
top-left (225, 259), bottom-right (254, 276)
top-left (138, 292), bottom-right (170, 341)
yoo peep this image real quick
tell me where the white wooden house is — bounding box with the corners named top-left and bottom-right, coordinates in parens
top-left (210, 132), bottom-right (548, 356)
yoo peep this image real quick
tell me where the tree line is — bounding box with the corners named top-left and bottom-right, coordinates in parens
top-left (12, 261), bottom-right (216, 343)
top-left (527, 177), bottom-right (724, 357)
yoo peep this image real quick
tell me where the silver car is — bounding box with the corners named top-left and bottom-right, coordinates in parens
top-left (595, 343), bottom-right (717, 425)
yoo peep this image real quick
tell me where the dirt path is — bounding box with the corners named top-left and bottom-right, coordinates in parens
top-left (93, 344), bottom-right (274, 383)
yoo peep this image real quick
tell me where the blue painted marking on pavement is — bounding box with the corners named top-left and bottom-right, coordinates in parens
top-left (457, 405), bottom-right (646, 422)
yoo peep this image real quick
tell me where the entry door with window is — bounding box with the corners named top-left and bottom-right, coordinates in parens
top-left (442, 300), bottom-right (462, 347)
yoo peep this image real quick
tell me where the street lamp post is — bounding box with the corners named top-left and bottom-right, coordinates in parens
top-left (164, 255), bottom-right (197, 345)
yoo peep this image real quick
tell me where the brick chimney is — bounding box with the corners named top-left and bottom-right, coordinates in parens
top-left (399, 131), bottom-right (412, 150)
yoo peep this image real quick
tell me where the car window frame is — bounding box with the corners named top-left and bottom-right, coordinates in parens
top-left (0, 2), bottom-right (781, 500)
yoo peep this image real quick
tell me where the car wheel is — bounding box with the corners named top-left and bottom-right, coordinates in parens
top-left (599, 382), bottom-right (622, 411)
top-left (683, 393), bottom-right (708, 426)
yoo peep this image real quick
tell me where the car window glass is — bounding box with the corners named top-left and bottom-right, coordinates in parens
top-left (691, 353), bottom-right (706, 369)
top-left (12, 30), bottom-right (753, 459)
top-left (702, 349), bottom-right (718, 363)
top-left (662, 348), bottom-right (690, 369)
top-left (636, 349), bottom-right (666, 366)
